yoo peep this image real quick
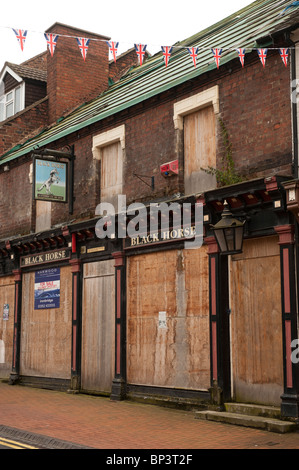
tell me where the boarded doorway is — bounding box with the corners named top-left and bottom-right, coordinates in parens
top-left (127, 248), bottom-right (210, 391)
top-left (81, 260), bottom-right (115, 394)
top-left (20, 266), bottom-right (72, 381)
top-left (230, 236), bottom-right (283, 406)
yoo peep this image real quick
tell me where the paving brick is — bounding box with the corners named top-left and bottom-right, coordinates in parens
top-left (0, 382), bottom-right (298, 449)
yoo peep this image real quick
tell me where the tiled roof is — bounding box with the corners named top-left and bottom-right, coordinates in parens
top-left (5, 62), bottom-right (47, 82)
top-left (1, 0), bottom-right (299, 164)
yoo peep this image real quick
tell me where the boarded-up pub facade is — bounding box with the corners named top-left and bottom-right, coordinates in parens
top-left (0, 1), bottom-right (299, 421)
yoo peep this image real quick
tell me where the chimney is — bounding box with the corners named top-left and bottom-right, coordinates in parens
top-left (45, 23), bottom-right (110, 124)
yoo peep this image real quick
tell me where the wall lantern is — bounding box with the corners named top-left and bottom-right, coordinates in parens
top-left (211, 200), bottom-right (245, 255)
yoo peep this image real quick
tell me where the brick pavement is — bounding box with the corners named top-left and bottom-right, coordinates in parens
top-left (0, 382), bottom-right (298, 450)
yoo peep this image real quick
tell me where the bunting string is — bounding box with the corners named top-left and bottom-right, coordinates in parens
top-left (6, 26), bottom-right (292, 70)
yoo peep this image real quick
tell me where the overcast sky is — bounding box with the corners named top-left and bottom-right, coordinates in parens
top-left (0, 0), bottom-right (255, 70)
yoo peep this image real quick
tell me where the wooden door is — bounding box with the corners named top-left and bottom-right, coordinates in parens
top-left (81, 260), bottom-right (115, 394)
top-left (20, 267), bottom-right (72, 379)
top-left (230, 236), bottom-right (283, 405)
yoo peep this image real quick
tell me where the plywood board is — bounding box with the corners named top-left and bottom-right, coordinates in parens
top-left (127, 247), bottom-right (210, 391)
top-left (0, 276), bottom-right (15, 377)
top-left (230, 236), bottom-right (283, 405)
top-left (101, 141), bottom-right (123, 205)
top-left (20, 266), bottom-right (72, 379)
top-left (184, 106), bottom-right (216, 194)
top-left (81, 260), bottom-right (115, 393)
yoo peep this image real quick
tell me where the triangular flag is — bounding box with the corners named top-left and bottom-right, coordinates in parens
top-left (76, 37), bottom-right (90, 61)
top-left (134, 44), bottom-right (147, 65)
top-left (12, 29), bottom-right (27, 51)
top-left (236, 48), bottom-right (246, 67)
top-left (107, 41), bottom-right (119, 63)
top-left (212, 48), bottom-right (222, 69)
top-left (187, 47), bottom-right (199, 67)
top-left (257, 48), bottom-right (268, 67)
top-left (44, 33), bottom-right (59, 57)
top-left (161, 46), bottom-right (173, 67)
top-left (279, 48), bottom-right (289, 67)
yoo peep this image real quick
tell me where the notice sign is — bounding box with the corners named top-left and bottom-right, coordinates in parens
top-left (34, 268), bottom-right (60, 310)
top-left (34, 158), bottom-right (68, 203)
top-left (158, 311), bottom-right (167, 329)
top-left (3, 304), bottom-right (9, 321)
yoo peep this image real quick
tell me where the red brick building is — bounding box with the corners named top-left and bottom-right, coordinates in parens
top-left (0, 1), bottom-right (299, 424)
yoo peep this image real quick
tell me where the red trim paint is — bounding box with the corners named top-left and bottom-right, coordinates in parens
top-left (72, 325), bottom-right (77, 371)
top-left (13, 327), bottom-right (17, 368)
top-left (283, 248), bottom-right (291, 314)
top-left (205, 236), bottom-right (219, 255)
top-left (116, 324), bottom-right (121, 375)
top-left (212, 321), bottom-right (217, 381)
top-left (285, 320), bottom-right (293, 389)
top-left (73, 276), bottom-right (77, 322)
top-left (69, 258), bottom-right (81, 273)
top-left (72, 233), bottom-right (77, 254)
top-left (112, 251), bottom-right (125, 267)
top-left (14, 284), bottom-right (19, 322)
top-left (275, 225), bottom-right (295, 245)
top-left (117, 270), bottom-right (121, 319)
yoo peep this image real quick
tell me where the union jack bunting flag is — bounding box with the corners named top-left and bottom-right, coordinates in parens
top-left (12, 29), bottom-right (27, 51)
top-left (211, 48), bottom-right (222, 69)
top-left (279, 48), bottom-right (289, 67)
top-left (106, 41), bottom-right (119, 63)
top-left (76, 37), bottom-right (90, 61)
top-left (44, 33), bottom-right (59, 57)
top-left (134, 44), bottom-right (147, 65)
top-left (236, 48), bottom-right (246, 67)
top-left (187, 47), bottom-right (199, 67)
top-left (257, 48), bottom-right (268, 67)
top-left (161, 46), bottom-right (173, 67)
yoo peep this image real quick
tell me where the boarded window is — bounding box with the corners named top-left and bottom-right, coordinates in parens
top-left (101, 141), bottom-right (123, 205)
top-left (36, 200), bottom-right (51, 232)
top-left (184, 106), bottom-right (216, 195)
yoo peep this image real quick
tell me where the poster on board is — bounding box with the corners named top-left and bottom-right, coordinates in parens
top-left (34, 268), bottom-right (60, 310)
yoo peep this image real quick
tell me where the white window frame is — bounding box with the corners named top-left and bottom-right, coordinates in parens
top-left (0, 65), bottom-right (25, 121)
top-left (173, 85), bottom-right (219, 130)
top-left (2, 84), bottom-right (24, 119)
top-left (92, 125), bottom-right (126, 159)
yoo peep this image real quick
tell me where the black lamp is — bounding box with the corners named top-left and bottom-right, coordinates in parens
top-left (211, 200), bottom-right (245, 255)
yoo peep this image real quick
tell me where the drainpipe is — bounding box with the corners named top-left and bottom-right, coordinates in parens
top-left (290, 35), bottom-right (299, 178)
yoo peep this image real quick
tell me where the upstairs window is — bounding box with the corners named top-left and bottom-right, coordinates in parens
top-left (173, 86), bottom-right (219, 195)
top-left (92, 125), bottom-right (125, 206)
top-left (0, 84), bottom-right (24, 121)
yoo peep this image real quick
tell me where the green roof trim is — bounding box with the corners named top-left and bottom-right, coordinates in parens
top-left (1, 0), bottom-right (298, 164)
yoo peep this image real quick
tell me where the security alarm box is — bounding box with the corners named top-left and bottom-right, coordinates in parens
top-left (160, 160), bottom-right (178, 177)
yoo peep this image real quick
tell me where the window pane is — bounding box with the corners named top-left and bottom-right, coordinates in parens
top-left (6, 92), bottom-right (13, 102)
top-left (15, 87), bottom-right (21, 112)
top-left (6, 102), bottom-right (14, 118)
top-left (0, 96), bottom-right (4, 121)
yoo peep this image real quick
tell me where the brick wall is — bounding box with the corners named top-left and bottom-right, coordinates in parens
top-left (0, 47), bottom-right (293, 238)
top-left (219, 50), bottom-right (292, 179)
top-left (109, 48), bottom-right (140, 83)
top-left (0, 97), bottom-right (48, 156)
top-left (0, 162), bottom-right (33, 239)
top-left (45, 23), bottom-right (110, 124)
top-left (50, 134), bottom-right (100, 226)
